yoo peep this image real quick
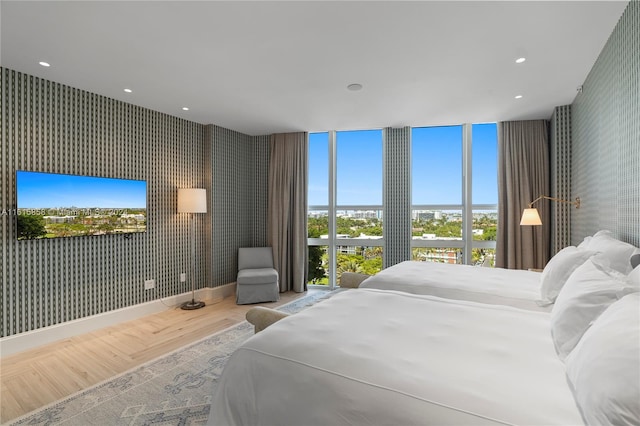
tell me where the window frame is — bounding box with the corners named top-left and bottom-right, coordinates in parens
top-left (308, 123), bottom-right (497, 288)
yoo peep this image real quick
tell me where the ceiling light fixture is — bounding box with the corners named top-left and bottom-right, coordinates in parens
top-left (182, 107), bottom-right (190, 111)
top-left (515, 95), bottom-right (523, 99)
top-left (347, 83), bottom-right (363, 91)
top-left (515, 57), bottom-right (526, 64)
top-left (39, 61), bottom-right (50, 67)
top-left (124, 88), bottom-right (132, 93)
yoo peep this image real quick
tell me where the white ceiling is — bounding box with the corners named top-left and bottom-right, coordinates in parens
top-left (1, 1), bottom-right (628, 136)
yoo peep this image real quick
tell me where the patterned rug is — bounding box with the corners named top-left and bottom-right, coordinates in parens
top-left (9, 289), bottom-right (340, 425)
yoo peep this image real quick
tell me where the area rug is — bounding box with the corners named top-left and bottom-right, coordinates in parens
top-left (9, 289), bottom-right (340, 425)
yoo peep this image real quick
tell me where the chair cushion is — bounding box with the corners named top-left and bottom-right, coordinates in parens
top-left (237, 268), bottom-right (279, 285)
top-left (238, 247), bottom-right (274, 270)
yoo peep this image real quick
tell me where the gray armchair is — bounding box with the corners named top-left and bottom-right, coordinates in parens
top-left (236, 247), bottom-right (280, 305)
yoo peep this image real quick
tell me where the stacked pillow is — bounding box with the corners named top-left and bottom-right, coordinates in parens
top-left (577, 230), bottom-right (638, 274)
top-left (538, 246), bottom-right (595, 306)
top-left (550, 258), bottom-right (629, 359)
top-left (539, 230), bottom-right (638, 306)
top-left (564, 292), bottom-right (639, 425)
top-left (549, 232), bottom-right (639, 424)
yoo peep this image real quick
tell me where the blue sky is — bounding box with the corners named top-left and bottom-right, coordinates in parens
top-left (17, 171), bottom-right (147, 208)
top-left (308, 123), bottom-right (497, 206)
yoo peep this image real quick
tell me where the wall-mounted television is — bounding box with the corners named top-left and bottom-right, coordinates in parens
top-left (16, 171), bottom-right (147, 240)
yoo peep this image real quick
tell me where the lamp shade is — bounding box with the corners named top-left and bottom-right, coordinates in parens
top-left (520, 208), bottom-right (542, 226)
top-left (178, 188), bottom-right (207, 213)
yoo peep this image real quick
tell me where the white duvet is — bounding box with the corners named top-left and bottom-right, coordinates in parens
top-left (208, 289), bottom-right (582, 426)
top-left (359, 261), bottom-right (547, 311)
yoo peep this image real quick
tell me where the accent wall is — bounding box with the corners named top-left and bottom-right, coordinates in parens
top-left (570, 1), bottom-right (639, 247)
top-left (206, 126), bottom-right (269, 287)
top-left (1, 68), bottom-right (264, 338)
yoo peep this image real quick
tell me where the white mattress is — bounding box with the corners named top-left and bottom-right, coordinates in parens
top-left (359, 261), bottom-right (548, 311)
top-left (208, 289), bottom-right (582, 426)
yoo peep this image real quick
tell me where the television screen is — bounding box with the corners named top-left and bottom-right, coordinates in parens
top-left (16, 171), bottom-right (147, 240)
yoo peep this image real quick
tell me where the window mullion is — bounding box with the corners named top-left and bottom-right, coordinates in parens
top-left (328, 131), bottom-right (337, 289)
top-left (462, 123), bottom-right (473, 264)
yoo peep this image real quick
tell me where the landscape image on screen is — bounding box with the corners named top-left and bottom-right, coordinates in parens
top-left (16, 171), bottom-right (147, 240)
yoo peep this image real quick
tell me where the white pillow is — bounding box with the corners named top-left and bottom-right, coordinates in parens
top-left (626, 264), bottom-right (640, 289)
top-left (538, 246), bottom-right (595, 305)
top-left (577, 235), bottom-right (592, 250)
top-left (565, 293), bottom-right (640, 426)
top-left (588, 230), bottom-right (638, 274)
top-left (550, 259), bottom-right (628, 359)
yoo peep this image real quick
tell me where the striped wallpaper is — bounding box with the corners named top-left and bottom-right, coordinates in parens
top-left (550, 105), bottom-right (572, 255)
top-left (571, 1), bottom-right (639, 247)
top-left (1, 69), bottom-right (265, 338)
top-left (383, 127), bottom-right (412, 268)
top-left (207, 126), bottom-right (269, 287)
top-left (250, 135), bottom-right (270, 248)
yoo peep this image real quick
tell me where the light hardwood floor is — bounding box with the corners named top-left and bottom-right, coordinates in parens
top-left (0, 290), bottom-right (310, 423)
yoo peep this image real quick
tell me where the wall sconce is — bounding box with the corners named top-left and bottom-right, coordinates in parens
top-left (520, 195), bottom-right (580, 226)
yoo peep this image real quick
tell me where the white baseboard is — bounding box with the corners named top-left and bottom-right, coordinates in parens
top-left (0, 283), bottom-right (237, 358)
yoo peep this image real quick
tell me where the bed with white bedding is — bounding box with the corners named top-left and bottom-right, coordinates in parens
top-left (358, 230), bottom-right (639, 311)
top-left (208, 289), bottom-right (584, 426)
top-left (359, 261), bottom-right (547, 311)
top-left (208, 232), bottom-right (639, 426)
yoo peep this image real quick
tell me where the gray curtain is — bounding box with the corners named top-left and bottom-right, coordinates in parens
top-left (496, 120), bottom-right (550, 270)
top-left (268, 132), bottom-right (308, 293)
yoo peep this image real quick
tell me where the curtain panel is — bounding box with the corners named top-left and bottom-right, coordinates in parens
top-left (268, 132), bottom-right (308, 293)
top-left (496, 120), bottom-right (550, 270)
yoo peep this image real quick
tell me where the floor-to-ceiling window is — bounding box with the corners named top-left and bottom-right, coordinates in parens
top-left (411, 125), bottom-right (464, 263)
top-left (411, 123), bottom-right (497, 266)
top-left (308, 132), bottom-right (330, 284)
top-left (470, 123), bottom-right (498, 266)
top-left (308, 130), bottom-right (383, 287)
top-left (308, 123), bottom-right (497, 288)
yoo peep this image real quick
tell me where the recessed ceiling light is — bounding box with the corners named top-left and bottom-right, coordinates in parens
top-left (182, 107), bottom-right (190, 111)
top-left (515, 57), bottom-right (526, 64)
top-left (124, 88), bottom-right (132, 93)
top-left (347, 83), bottom-right (363, 91)
top-left (39, 61), bottom-right (50, 67)
top-left (515, 95), bottom-right (523, 99)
